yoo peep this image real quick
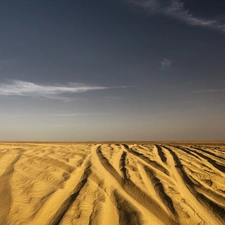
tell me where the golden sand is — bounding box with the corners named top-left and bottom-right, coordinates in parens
top-left (0, 143), bottom-right (225, 225)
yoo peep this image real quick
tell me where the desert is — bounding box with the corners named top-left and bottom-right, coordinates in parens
top-left (0, 143), bottom-right (225, 225)
top-left (1, 0), bottom-right (225, 224)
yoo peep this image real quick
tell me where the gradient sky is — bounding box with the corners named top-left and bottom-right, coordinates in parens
top-left (0, 0), bottom-right (225, 141)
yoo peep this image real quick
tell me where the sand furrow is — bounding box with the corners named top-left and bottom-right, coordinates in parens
top-left (0, 149), bottom-right (24, 225)
top-left (119, 151), bottom-right (128, 179)
top-left (162, 145), bottom-right (222, 225)
top-left (144, 165), bottom-right (177, 217)
top-left (174, 145), bottom-right (225, 175)
top-left (192, 146), bottom-right (225, 161)
top-left (95, 145), bottom-right (177, 225)
top-left (123, 144), bottom-right (169, 175)
top-left (0, 143), bottom-right (225, 225)
top-left (26, 154), bottom-right (92, 225)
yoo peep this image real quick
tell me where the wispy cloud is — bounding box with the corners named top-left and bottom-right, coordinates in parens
top-left (125, 0), bottom-right (225, 33)
top-left (0, 80), bottom-right (129, 100)
top-left (160, 58), bottom-right (171, 70)
top-left (0, 113), bottom-right (107, 117)
top-left (0, 60), bottom-right (16, 67)
top-left (49, 113), bottom-right (107, 117)
top-left (103, 96), bottom-right (125, 100)
top-left (193, 89), bottom-right (225, 93)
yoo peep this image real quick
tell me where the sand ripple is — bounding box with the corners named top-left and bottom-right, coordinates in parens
top-left (0, 143), bottom-right (225, 225)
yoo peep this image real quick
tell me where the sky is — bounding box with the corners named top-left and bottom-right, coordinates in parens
top-left (0, 0), bottom-right (225, 141)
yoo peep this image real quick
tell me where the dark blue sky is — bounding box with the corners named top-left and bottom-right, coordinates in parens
top-left (0, 0), bottom-right (225, 141)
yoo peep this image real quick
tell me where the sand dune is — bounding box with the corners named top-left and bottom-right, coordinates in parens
top-left (0, 143), bottom-right (225, 225)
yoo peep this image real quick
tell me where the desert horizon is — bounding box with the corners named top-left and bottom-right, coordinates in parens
top-left (1, 141), bottom-right (225, 144)
top-left (1, 0), bottom-right (225, 224)
top-left (0, 142), bottom-right (225, 225)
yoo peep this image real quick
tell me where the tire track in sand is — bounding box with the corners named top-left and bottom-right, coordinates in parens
top-left (162, 145), bottom-right (222, 225)
top-left (27, 153), bottom-right (92, 225)
top-left (94, 145), bottom-right (177, 225)
top-left (0, 148), bottom-right (24, 225)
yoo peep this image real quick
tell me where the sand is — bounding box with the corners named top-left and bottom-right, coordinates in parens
top-left (0, 143), bottom-right (225, 225)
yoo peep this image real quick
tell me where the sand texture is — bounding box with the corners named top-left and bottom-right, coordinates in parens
top-left (0, 143), bottom-right (225, 225)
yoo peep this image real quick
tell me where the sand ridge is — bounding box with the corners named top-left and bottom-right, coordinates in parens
top-left (0, 143), bottom-right (225, 225)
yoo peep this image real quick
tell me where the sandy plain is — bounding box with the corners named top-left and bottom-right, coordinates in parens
top-left (0, 143), bottom-right (225, 225)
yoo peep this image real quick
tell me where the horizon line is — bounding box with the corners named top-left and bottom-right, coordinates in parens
top-left (1, 140), bottom-right (225, 144)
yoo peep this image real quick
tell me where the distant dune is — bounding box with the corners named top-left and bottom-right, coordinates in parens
top-left (0, 143), bottom-right (225, 225)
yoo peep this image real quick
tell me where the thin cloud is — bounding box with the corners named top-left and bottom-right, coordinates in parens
top-left (0, 60), bottom-right (16, 67)
top-left (103, 96), bottom-right (125, 100)
top-left (0, 80), bottom-right (129, 99)
top-left (160, 58), bottom-right (171, 70)
top-left (49, 113), bottom-right (107, 117)
top-left (0, 113), bottom-right (107, 117)
top-left (126, 0), bottom-right (225, 33)
top-left (193, 89), bottom-right (225, 93)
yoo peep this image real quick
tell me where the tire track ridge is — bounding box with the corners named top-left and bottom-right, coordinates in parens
top-left (120, 151), bottom-right (128, 179)
top-left (155, 145), bottom-right (167, 163)
top-left (0, 150), bottom-right (23, 224)
top-left (53, 167), bottom-right (91, 225)
top-left (174, 145), bottom-right (225, 174)
top-left (192, 146), bottom-right (225, 161)
top-left (123, 144), bottom-right (169, 175)
top-left (27, 153), bottom-right (92, 225)
top-left (114, 191), bottom-right (142, 225)
top-left (144, 165), bottom-right (177, 217)
top-left (162, 145), bottom-right (224, 224)
top-left (96, 146), bottom-right (123, 183)
top-left (97, 145), bottom-right (177, 225)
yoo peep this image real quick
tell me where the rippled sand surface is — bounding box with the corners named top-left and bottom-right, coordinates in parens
top-left (0, 143), bottom-right (225, 225)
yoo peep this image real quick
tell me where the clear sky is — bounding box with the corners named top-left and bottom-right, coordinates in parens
top-left (0, 0), bottom-right (225, 141)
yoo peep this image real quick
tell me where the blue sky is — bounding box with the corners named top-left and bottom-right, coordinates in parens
top-left (0, 0), bottom-right (225, 141)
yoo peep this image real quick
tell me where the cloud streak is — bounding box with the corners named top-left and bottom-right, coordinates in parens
top-left (193, 89), bottom-right (225, 93)
top-left (160, 58), bottom-right (171, 70)
top-left (126, 0), bottom-right (225, 33)
top-left (49, 113), bottom-right (107, 117)
top-left (0, 113), bottom-right (107, 117)
top-left (0, 80), bottom-right (129, 100)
